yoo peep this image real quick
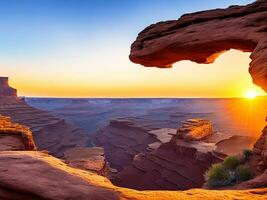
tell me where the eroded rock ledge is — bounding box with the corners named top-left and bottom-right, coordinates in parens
top-left (0, 115), bottom-right (36, 151)
top-left (129, 0), bottom-right (267, 92)
top-left (0, 118), bottom-right (266, 199)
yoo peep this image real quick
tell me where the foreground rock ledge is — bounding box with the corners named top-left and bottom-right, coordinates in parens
top-left (129, 0), bottom-right (267, 92)
top-left (0, 151), bottom-right (266, 200)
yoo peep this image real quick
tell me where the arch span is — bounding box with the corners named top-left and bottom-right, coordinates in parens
top-left (129, 0), bottom-right (267, 92)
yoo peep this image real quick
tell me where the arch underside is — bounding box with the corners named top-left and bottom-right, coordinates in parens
top-left (129, 0), bottom-right (267, 92)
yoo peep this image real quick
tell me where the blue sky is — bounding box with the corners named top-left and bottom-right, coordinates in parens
top-left (0, 0), bottom-right (259, 97)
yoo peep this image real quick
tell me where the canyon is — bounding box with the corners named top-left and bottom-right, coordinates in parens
top-left (0, 110), bottom-right (266, 199)
top-left (0, 77), bottom-right (88, 157)
top-left (0, 0), bottom-right (267, 199)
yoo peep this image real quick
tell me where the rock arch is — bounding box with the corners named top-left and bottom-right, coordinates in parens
top-left (129, 0), bottom-right (267, 92)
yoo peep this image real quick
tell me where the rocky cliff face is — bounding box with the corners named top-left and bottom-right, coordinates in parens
top-left (251, 125), bottom-right (267, 173)
top-left (94, 119), bottom-right (158, 170)
top-left (0, 79), bottom-right (88, 157)
top-left (63, 147), bottom-right (110, 176)
top-left (0, 118), bottom-right (266, 200)
top-left (0, 115), bottom-right (36, 151)
top-left (112, 119), bottom-right (224, 190)
top-left (0, 77), bottom-right (17, 97)
top-left (129, 0), bottom-right (267, 92)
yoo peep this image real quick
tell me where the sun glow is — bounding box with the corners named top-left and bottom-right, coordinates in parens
top-left (245, 90), bottom-right (258, 99)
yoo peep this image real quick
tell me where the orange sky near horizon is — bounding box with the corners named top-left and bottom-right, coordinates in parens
top-left (3, 50), bottom-right (266, 98)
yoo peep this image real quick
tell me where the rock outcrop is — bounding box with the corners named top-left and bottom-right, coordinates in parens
top-left (0, 115), bottom-right (36, 151)
top-left (177, 119), bottom-right (213, 141)
top-left (0, 77), bottom-right (17, 97)
top-left (94, 119), bottom-right (158, 171)
top-left (1, 151), bottom-right (266, 200)
top-left (113, 125), bottom-right (224, 190)
top-left (250, 125), bottom-right (267, 173)
top-left (64, 147), bottom-right (110, 176)
top-left (129, 0), bottom-right (267, 92)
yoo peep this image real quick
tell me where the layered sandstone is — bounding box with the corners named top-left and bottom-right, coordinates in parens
top-left (0, 151), bottom-right (266, 200)
top-left (0, 90), bottom-right (87, 157)
top-left (0, 115), bottom-right (36, 151)
top-left (94, 119), bottom-right (158, 170)
top-left (177, 119), bottom-right (213, 141)
top-left (113, 121), bottom-right (224, 190)
top-left (64, 147), bottom-right (110, 176)
top-left (129, 0), bottom-right (267, 92)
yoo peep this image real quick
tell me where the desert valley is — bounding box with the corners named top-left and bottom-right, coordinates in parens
top-left (0, 0), bottom-right (267, 199)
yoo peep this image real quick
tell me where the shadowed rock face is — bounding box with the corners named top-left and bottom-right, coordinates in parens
top-left (0, 77), bottom-right (17, 97)
top-left (129, 0), bottom-right (267, 92)
top-left (0, 92), bottom-right (88, 158)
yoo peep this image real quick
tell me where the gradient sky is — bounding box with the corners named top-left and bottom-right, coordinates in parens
top-left (0, 0), bottom-right (265, 98)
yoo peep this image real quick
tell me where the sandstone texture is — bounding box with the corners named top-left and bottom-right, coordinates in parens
top-left (0, 115), bottom-right (36, 151)
top-left (177, 119), bottom-right (213, 141)
top-left (251, 125), bottom-right (267, 173)
top-left (0, 108), bottom-right (265, 199)
top-left (113, 130), bottom-right (224, 190)
top-left (129, 0), bottom-right (267, 92)
top-left (94, 119), bottom-right (158, 171)
top-left (95, 117), bottom-right (265, 190)
top-left (64, 147), bottom-right (110, 176)
top-left (0, 151), bottom-right (266, 200)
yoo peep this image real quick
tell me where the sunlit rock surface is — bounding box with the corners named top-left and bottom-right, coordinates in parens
top-left (0, 151), bottom-right (266, 200)
top-left (0, 115), bottom-right (36, 151)
top-left (177, 119), bottom-right (213, 141)
top-left (129, 0), bottom-right (267, 92)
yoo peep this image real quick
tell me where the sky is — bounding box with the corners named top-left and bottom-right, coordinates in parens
top-left (0, 0), bottom-right (265, 98)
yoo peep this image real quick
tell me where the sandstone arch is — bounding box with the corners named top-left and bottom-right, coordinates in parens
top-left (129, 0), bottom-right (267, 92)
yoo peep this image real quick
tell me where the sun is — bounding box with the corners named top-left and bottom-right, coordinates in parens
top-left (245, 90), bottom-right (257, 99)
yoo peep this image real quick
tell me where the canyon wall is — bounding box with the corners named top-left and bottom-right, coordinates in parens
top-left (0, 77), bottom-right (88, 157)
top-left (0, 116), bottom-right (266, 199)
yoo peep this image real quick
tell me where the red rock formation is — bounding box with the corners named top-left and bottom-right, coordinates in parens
top-left (0, 112), bottom-right (265, 199)
top-left (129, 0), bottom-right (267, 92)
top-left (0, 77), bottom-right (17, 97)
top-left (94, 119), bottom-right (158, 170)
top-left (113, 129), bottom-right (224, 190)
top-left (250, 125), bottom-right (267, 173)
top-left (0, 115), bottom-right (36, 151)
top-left (0, 151), bottom-right (266, 200)
top-left (177, 119), bottom-right (213, 141)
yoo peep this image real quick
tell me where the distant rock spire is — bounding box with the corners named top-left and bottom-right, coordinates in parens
top-left (0, 77), bottom-right (17, 96)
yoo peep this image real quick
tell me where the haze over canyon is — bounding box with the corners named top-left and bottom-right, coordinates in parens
top-left (0, 0), bottom-right (267, 200)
